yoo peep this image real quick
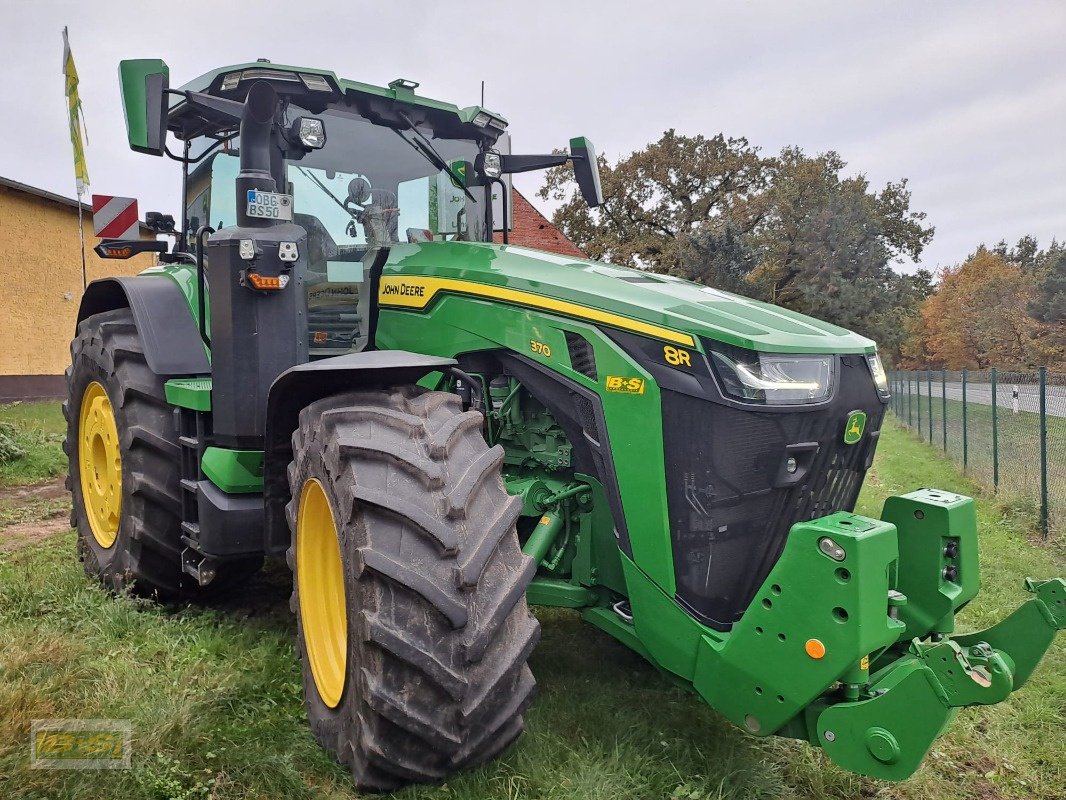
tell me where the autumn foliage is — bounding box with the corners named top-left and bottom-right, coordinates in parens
top-left (901, 244), bottom-right (1065, 370)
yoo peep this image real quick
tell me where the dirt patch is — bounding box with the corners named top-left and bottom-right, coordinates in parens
top-left (0, 478), bottom-right (66, 504)
top-left (0, 516), bottom-right (71, 552)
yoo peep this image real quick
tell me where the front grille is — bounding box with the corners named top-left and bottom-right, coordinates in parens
top-left (662, 355), bottom-right (884, 630)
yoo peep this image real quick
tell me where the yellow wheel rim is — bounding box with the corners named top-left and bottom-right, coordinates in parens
top-left (78, 381), bottom-right (122, 549)
top-left (297, 478), bottom-right (348, 708)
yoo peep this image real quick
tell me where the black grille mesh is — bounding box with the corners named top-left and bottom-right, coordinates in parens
top-left (564, 331), bottom-right (598, 380)
top-left (662, 356), bottom-right (883, 629)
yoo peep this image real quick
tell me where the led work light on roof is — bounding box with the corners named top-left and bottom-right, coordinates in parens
top-left (220, 68), bottom-right (303, 92)
top-left (471, 112), bottom-right (491, 128)
top-left (477, 151), bottom-right (502, 179)
top-left (290, 117), bottom-right (326, 149)
top-left (299, 73), bottom-right (332, 92)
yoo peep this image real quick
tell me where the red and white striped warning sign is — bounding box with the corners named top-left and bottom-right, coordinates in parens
top-left (91, 195), bottom-right (140, 239)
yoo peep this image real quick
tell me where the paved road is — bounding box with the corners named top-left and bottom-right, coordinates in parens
top-left (899, 381), bottom-right (1066, 418)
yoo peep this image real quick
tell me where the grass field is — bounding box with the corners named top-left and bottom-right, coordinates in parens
top-left (0, 401), bottom-right (66, 487)
top-left (0, 411), bottom-right (1062, 800)
top-left (896, 393), bottom-right (1066, 536)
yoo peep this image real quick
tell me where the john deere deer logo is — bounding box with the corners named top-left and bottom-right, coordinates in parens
top-left (843, 410), bottom-right (867, 445)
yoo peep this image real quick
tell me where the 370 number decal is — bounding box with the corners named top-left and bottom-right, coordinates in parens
top-left (530, 339), bottom-right (552, 357)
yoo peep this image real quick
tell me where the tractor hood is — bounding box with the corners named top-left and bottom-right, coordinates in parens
top-left (382, 242), bottom-right (876, 355)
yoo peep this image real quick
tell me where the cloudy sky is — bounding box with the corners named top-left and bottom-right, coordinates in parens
top-left (3, 0), bottom-right (1063, 274)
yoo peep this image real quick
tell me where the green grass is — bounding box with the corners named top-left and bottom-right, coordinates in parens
top-left (0, 401), bottom-right (66, 487)
top-left (0, 417), bottom-right (1062, 799)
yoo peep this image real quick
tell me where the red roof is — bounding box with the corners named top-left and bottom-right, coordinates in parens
top-left (494, 190), bottom-right (586, 258)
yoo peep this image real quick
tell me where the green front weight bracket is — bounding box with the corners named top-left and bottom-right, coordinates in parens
top-left (692, 512), bottom-right (906, 737)
top-left (814, 577), bottom-right (1064, 780)
top-left (952, 577), bottom-right (1066, 688)
top-left (688, 490), bottom-right (1063, 782)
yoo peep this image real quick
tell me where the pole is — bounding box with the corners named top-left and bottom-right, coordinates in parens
top-left (942, 369), bottom-right (948, 451)
top-left (908, 372), bottom-right (913, 427)
top-left (1039, 367), bottom-right (1049, 540)
top-left (991, 368), bottom-right (999, 491)
top-left (76, 188), bottom-right (87, 289)
top-left (916, 369), bottom-right (922, 438)
top-left (927, 369), bottom-right (933, 443)
top-left (962, 369), bottom-right (969, 469)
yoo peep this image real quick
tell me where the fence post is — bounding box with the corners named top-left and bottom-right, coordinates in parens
top-left (908, 372), bottom-right (913, 427)
top-left (916, 369), bottom-right (922, 438)
top-left (927, 369), bottom-right (933, 443)
top-left (942, 369), bottom-right (947, 451)
top-left (1039, 367), bottom-right (1049, 540)
top-left (991, 368), bottom-right (999, 491)
top-left (962, 369), bottom-right (968, 469)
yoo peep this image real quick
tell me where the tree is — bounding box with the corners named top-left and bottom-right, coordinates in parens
top-left (538, 129), bottom-right (768, 271)
top-left (1028, 242), bottom-right (1066, 365)
top-left (540, 133), bottom-right (935, 361)
top-left (669, 218), bottom-right (760, 295)
top-left (904, 249), bottom-right (1042, 369)
top-left (991, 234), bottom-right (1040, 272)
top-left (744, 148), bottom-right (934, 358)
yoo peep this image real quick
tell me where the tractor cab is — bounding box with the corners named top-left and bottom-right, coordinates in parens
top-left (175, 62), bottom-right (510, 358)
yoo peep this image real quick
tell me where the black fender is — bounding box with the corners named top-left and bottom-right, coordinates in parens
top-left (77, 277), bottom-right (211, 376)
top-left (262, 351), bottom-right (457, 552)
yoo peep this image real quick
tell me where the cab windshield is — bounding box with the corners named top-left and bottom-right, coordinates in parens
top-left (189, 105), bottom-right (497, 357)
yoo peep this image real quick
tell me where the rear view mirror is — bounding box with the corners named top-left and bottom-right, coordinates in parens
top-left (569, 137), bottom-right (603, 208)
top-left (119, 59), bottom-right (170, 156)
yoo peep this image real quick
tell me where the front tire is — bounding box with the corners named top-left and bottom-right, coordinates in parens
top-left (65, 308), bottom-right (260, 600)
top-left (287, 387), bottom-right (539, 791)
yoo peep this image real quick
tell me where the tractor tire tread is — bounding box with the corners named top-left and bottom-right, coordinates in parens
top-left (287, 386), bottom-right (539, 789)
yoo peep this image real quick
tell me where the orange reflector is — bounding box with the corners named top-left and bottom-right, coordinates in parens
top-left (805, 639), bottom-right (826, 660)
top-left (247, 272), bottom-right (283, 290)
top-left (313, 331), bottom-right (327, 344)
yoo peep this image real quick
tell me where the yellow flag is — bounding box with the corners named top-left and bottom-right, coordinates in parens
top-left (62, 27), bottom-right (90, 195)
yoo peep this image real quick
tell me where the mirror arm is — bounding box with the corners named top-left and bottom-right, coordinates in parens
top-left (93, 239), bottom-right (169, 259)
top-left (498, 153), bottom-right (570, 174)
top-left (181, 90), bottom-right (245, 124)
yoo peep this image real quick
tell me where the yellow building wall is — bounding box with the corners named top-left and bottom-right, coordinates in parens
top-left (0, 185), bottom-right (156, 377)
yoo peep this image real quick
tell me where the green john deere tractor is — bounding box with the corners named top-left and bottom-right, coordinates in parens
top-left (67, 57), bottom-right (1064, 790)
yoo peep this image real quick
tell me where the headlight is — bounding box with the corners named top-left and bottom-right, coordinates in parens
top-left (866, 352), bottom-right (890, 399)
top-left (707, 344), bottom-right (833, 405)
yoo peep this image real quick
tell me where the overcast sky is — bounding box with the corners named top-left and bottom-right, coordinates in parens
top-left (3, 0), bottom-right (1063, 274)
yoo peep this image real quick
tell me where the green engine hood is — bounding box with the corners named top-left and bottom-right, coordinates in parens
top-left (383, 242), bottom-right (876, 355)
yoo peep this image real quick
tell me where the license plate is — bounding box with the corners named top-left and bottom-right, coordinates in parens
top-left (246, 190), bottom-right (293, 221)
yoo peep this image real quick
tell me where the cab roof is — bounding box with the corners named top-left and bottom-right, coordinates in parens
top-left (171, 60), bottom-right (507, 144)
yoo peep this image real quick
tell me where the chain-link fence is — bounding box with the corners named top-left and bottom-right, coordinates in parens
top-left (889, 368), bottom-right (1065, 538)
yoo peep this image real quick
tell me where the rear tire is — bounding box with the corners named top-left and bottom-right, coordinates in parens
top-left (287, 387), bottom-right (539, 791)
top-left (65, 308), bottom-right (260, 600)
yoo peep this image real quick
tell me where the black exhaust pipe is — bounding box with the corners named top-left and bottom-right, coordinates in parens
top-left (236, 81), bottom-right (278, 227)
top-left (207, 77), bottom-right (308, 449)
